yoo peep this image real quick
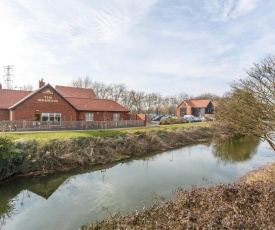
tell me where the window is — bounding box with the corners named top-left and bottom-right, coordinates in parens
top-left (85, 113), bottom-right (93, 121)
top-left (113, 113), bottom-right (120, 121)
top-left (42, 113), bottom-right (61, 125)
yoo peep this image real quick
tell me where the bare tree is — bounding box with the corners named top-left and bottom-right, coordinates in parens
top-left (72, 76), bottom-right (92, 88)
top-left (21, 84), bottom-right (33, 91)
top-left (132, 91), bottom-right (146, 114)
top-left (103, 112), bottom-right (112, 121)
top-left (91, 82), bottom-right (109, 99)
top-left (192, 92), bottom-right (221, 101)
top-left (143, 93), bottom-right (158, 116)
top-left (120, 90), bottom-right (136, 111)
top-left (216, 55), bottom-right (275, 150)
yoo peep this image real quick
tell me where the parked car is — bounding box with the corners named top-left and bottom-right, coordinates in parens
top-left (198, 117), bottom-right (207, 122)
top-left (183, 115), bottom-right (200, 122)
top-left (160, 115), bottom-right (173, 121)
top-left (152, 115), bottom-right (164, 121)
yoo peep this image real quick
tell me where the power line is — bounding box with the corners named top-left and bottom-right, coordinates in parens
top-left (3, 65), bottom-right (14, 89)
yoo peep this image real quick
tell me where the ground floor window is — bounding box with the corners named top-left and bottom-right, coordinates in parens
top-left (85, 113), bottom-right (93, 121)
top-left (41, 113), bottom-right (61, 125)
top-left (113, 113), bottom-right (120, 121)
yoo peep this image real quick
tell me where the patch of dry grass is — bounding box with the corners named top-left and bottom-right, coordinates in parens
top-left (239, 162), bottom-right (275, 184)
top-left (81, 181), bottom-right (275, 229)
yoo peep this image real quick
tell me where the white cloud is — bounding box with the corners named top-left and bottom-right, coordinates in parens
top-left (0, 0), bottom-right (274, 96)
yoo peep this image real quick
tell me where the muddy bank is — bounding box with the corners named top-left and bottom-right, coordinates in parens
top-left (81, 162), bottom-right (275, 230)
top-left (0, 126), bottom-right (216, 181)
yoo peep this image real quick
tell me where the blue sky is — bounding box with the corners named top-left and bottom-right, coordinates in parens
top-left (0, 0), bottom-right (275, 96)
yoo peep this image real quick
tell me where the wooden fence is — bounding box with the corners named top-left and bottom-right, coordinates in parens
top-left (0, 120), bottom-right (145, 132)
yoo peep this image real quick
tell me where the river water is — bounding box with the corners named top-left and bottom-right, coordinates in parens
top-left (0, 137), bottom-right (274, 230)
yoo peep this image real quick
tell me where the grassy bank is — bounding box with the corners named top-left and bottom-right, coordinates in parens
top-left (0, 123), bottom-right (213, 181)
top-left (81, 163), bottom-right (275, 230)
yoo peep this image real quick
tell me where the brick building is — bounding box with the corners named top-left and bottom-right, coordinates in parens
top-left (0, 79), bottom-right (130, 123)
top-left (176, 100), bottom-right (214, 117)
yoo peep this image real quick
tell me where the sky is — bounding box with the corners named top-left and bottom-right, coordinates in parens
top-left (0, 0), bottom-right (275, 96)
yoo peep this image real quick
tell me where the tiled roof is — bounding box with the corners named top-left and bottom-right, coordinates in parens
top-left (10, 84), bottom-right (67, 109)
top-left (0, 89), bottom-right (32, 109)
top-left (1, 84), bottom-right (129, 113)
top-left (55, 86), bottom-right (97, 99)
top-left (66, 98), bottom-right (130, 112)
top-left (184, 100), bottom-right (211, 108)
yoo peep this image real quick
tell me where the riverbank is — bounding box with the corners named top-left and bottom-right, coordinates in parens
top-left (0, 125), bottom-right (217, 181)
top-left (81, 162), bottom-right (275, 229)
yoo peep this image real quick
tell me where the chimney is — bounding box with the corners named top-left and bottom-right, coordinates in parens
top-left (39, 78), bottom-right (45, 88)
top-left (0, 83), bottom-right (2, 89)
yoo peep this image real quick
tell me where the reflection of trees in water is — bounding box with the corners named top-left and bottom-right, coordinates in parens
top-left (0, 190), bottom-right (30, 227)
top-left (0, 197), bottom-right (15, 227)
top-left (212, 137), bottom-right (260, 164)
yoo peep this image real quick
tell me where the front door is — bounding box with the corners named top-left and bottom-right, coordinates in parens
top-left (35, 114), bottom-right (40, 121)
top-left (34, 114), bottom-right (41, 126)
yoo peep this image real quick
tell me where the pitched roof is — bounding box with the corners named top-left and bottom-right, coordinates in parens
top-left (184, 100), bottom-right (211, 108)
top-left (55, 86), bottom-right (97, 99)
top-left (0, 89), bottom-right (32, 109)
top-left (1, 84), bottom-right (129, 113)
top-left (9, 84), bottom-right (73, 109)
top-left (66, 98), bottom-right (130, 112)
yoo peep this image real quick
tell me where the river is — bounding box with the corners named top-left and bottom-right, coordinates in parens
top-left (0, 137), bottom-right (274, 230)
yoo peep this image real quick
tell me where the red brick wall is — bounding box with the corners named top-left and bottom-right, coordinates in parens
top-left (176, 105), bottom-right (192, 116)
top-left (0, 109), bottom-right (9, 120)
top-left (11, 86), bottom-right (77, 121)
top-left (126, 114), bottom-right (146, 121)
top-left (78, 111), bottom-right (130, 121)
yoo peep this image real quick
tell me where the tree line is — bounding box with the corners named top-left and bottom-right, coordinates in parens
top-left (71, 76), bottom-right (220, 115)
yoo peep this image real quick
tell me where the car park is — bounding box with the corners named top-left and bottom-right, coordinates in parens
top-left (183, 115), bottom-right (200, 122)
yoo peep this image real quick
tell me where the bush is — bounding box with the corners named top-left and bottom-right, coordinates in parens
top-left (159, 118), bottom-right (187, 125)
top-left (0, 135), bottom-right (27, 180)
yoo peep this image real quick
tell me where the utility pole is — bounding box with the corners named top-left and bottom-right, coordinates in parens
top-left (3, 65), bottom-right (14, 89)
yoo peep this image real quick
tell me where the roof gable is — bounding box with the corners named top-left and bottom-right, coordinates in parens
top-left (0, 89), bottom-right (32, 109)
top-left (9, 84), bottom-right (76, 109)
top-left (55, 86), bottom-right (97, 99)
top-left (179, 100), bottom-right (212, 108)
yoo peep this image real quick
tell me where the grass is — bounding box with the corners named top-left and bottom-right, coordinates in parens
top-left (240, 162), bottom-right (275, 184)
top-left (3, 122), bottom-right (208, 140)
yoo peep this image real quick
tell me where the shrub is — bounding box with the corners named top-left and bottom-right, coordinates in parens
top-left (159, 118), bottom-right (187, 125)
top-left (0, 135), bottom-right (27, 180)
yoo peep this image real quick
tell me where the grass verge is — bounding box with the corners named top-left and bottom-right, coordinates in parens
top-left (4, 122), bottom-right (207, 140)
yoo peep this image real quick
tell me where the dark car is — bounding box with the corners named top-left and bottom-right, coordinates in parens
top-left (152, 115), bottom-right (164, 121)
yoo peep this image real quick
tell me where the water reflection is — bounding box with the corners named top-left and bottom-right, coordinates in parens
top-left (0, 138), bottom-right (272, 230)
top-left (212, 136), bottom-right (260, 164)
top-left (0, 163), bottom-right (117, 226)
